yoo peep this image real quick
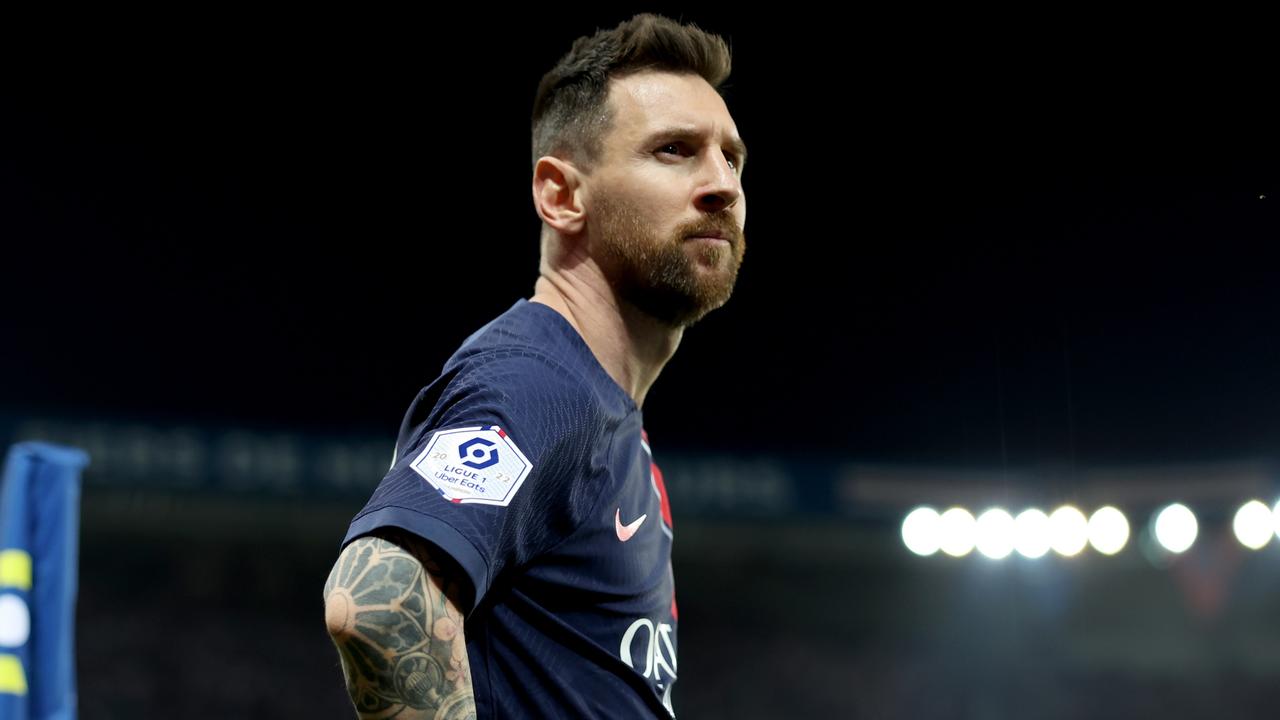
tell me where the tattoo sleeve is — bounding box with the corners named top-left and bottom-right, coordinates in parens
top-left (324, 530), bottom-right (477, 720)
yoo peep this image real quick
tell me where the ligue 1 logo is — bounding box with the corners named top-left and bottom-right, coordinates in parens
top-left (410, 426), bottom-right (533, 507)
top-left (458, 437), bottom-right (499, 470)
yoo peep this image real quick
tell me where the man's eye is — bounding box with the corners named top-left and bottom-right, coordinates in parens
top-left (657, 143), bottom-right (685, 156)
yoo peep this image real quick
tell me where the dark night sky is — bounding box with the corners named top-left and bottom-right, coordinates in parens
top-left (2, 11), bottom-right (1277, 472)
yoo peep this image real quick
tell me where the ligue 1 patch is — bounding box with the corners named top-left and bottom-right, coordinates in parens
top-left (410, 426), bottom-right (533, 506)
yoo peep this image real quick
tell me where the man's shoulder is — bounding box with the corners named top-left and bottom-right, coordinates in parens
top-left (410, 338), bottom-right (606, 453)
top-left (384, 339), bottom-right (611, 515)
top-left (448, 343), bottom-right (595, 404)
top-left (394, 300), bottom-right (629, 466)
top-left (440, 301), bottom-right (607, 409)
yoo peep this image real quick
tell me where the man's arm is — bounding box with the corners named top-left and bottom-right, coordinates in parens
top-left (324, 528), bottom-right (477, 720)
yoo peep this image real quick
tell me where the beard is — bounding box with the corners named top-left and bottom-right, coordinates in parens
top-left (591, 190), bottom-right (746, 328)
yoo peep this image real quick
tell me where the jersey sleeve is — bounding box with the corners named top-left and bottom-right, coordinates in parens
top-left (340, 348), bottom-right (608, 615)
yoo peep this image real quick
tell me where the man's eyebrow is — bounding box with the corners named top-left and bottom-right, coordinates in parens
top-left (642, 126), bottom-right (749, 166)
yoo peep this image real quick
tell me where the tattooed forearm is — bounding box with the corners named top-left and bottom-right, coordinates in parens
top-left (325, 532), bottom-right (476, 720)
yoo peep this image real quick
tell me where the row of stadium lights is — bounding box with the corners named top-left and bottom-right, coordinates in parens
top-left (901, 500), bottom-right (1280, 559)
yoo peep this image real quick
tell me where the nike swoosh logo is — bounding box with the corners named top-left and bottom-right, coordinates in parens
top-left (616, 508), bottom-right (648, 542)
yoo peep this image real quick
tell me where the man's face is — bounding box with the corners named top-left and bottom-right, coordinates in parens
top-left (585, 70), bottom-right (748, 327)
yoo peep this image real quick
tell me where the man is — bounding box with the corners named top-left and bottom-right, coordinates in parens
top-left (323, 13), bottom-right (747, 718)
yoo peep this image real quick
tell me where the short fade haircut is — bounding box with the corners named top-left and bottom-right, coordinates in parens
top-left (531, 13), bottom-right (732, 171)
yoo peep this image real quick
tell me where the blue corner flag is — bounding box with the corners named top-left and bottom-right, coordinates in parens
top-left (0, 442), bottom-right (89, 720)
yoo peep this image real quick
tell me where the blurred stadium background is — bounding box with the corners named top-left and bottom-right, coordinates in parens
top-left (2, 9), bottom-right (1278, 719)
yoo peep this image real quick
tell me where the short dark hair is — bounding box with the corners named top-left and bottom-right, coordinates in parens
top-left (531, 13), bottom-right (732, 171)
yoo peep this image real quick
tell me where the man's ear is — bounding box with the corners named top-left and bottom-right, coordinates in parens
top-left (532, 156), bottom-right (588, 236)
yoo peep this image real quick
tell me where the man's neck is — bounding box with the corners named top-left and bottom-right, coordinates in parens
top-left (529, 257), bottom-right (682, 409)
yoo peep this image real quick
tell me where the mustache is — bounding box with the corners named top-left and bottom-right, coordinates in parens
top-left (679, 213), bottom-right (743, 245)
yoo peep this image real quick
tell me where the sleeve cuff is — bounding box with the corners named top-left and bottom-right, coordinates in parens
top-left (342, 505), bottom-right (490, 616)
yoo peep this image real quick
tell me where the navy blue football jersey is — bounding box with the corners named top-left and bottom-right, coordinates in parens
top-left (341, 299), bottom-right (679, 718)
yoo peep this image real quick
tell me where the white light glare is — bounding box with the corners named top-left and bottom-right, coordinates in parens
top-left (1049, 506), bottom-right (1089, 557)
top-left (975, 508), bottom-right (1015, 559)
top-left (1014, 509), bottom-right (1052, 558)
top-left (902, 507), bottom-right (942, 556)
top-left (1233, 500), bottom-right (1272, 550)
top-left (939, 507), bottom-right (977, 557)
top-left (1088, 506), bottom-right (1130, 555)
top-left (1154, 503), bottom-right (1198, 554)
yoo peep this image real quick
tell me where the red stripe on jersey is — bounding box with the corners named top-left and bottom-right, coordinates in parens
top-left (651, 460), bottom-right (673, 530)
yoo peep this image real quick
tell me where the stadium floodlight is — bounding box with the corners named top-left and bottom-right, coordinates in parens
top-left (975, 508), bottom-right (1015, 560)
top-left (938, 507), bottom-right (977, 557)
top-left (1087, 506), bottom-right (1130, 555)
top-left (1233, 500), bottom-right (1272, 550)
top-left (1154, 503), bottom-right (1197, 554)
top-left (1049, 505), bottom-right (1089, 557)
top-left (1014, 509), bottom-right (1052, 559)
top-left (902, 507), bottom-right (942, 556)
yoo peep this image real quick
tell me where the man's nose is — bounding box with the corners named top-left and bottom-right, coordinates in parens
top-left (693, 151), bottom-right (742, 214)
